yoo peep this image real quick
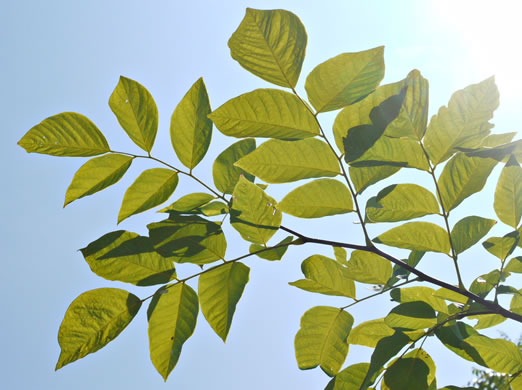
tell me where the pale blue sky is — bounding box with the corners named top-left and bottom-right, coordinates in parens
top-left (2, 1), bottom-right (521, 389)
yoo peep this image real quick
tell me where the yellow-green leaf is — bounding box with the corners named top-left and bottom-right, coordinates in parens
top-left (278, 179), bottom-right (353, 218)
top-left (366, 184), bottom-right (439, 223)
top-left (18, 112), bottom-right (110, 157)
top-left (198, 262), bottom-right (249, 342)
top-left (80, 231), bottom-right (176, 286)
top-left (294, 306), bottom-right (353, 376)
top-left (230, 177), bottom-right (281, 244)
top-left (437, 153), bottom-right (498, 211)
top-left (482, 233), bottom-right (519, 260)
top-left (228, 8), bottom-right (306, 88)
top-left (382, 357), bottom-right (430, 390)
top-left (424, 77), bottom-right (499, 166)
top-left (511, 290), bottom-right (522, 315)
top-left (481, 132), bottom-right (516, 147)
top-left (433, 287), bottom-right (469, 304)
top-left (494, 155), bottom-right (522, 228)
top-left (159, 193), bottom-right (215, 213)
top-left (349, 165), bottom-right (401, 195)
top-left (56, 288), bottom-right (141, 369)
top-left (385, 301), bottom-right (437, 330)
top-left (213, 139), bottom-right (256, 194)
top-left (249, 236), bottom-right (293, 261)
top-left (390, 286), bottom-right (448, 313)
top-left (209, 89), bottom-right (319, 139)
top-left (464, 335), bottom-right (522, 374)
top-left (469, 313), bottom-right (506, 330)
top-left (344, 250), bottom-right (392, 285)
top-left (347, 319), bottom-right (394, 348)
top-left (235, 138), bottom-right (340, 183)
top-left (118, 168), bottom-right (178, 223)
top-left (325, 363), bottom-right (373, 390)
top-left (450, 216), bottom-right (497, 254)
top-left (333, 246), bottom-right (348, 266)
top-left (373, 222), bottom-right (450, 254)
top-left (170, 78), bottom-right (212, 170)
top-left (64, 154), bottom-right (133, 206)
top-left (505, 256), bottom-right (522, 273)
top-left (305, 46), bottom-right (384, 113)
top-left (147, 283), bottom-right (198, 381)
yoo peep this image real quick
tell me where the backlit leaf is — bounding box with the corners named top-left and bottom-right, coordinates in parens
top-left (505, 256), bottom-right (522, 273)
top-left (347, 319), bottom-right (394, 348)
top-left (56, 288), bottom-right (141, 369)
top-left (435, 321), bottom-right (479, 362)
top-left (390, 286), bottom-right (447, 313)
top-left (294, 306), bottom-right (353, 376)
top-left (235, 138), bottom-right (340, 183)
top-left (118, 168), bottom-right (179, 223)
top-left (278, 179), bottom-right (353, 218)
top-left (228, 8), bottom-right (306, 88)
top-left (109, 76), bottom-right (158, 152)
top-left (209, 89), bottom-right (319, 139)
top-left (213, 139), bottom-right (256, 194)
top-left (18, 112), bottom-right (110, 157)
top-left (305, 46), bottom-right (384, 113)
top-left (333, 246), bottom-right (348, 265)
top-left (64, 154), bottom-right (133, 206)
top-left (382, 357), bottom-right (430, 390)
top-left (481, 132), bottom-right (516, 147)
top-left (249, 236), bottom-right (293, 261)
top-left (344, 250), bottom-right (392, 285)
top-left (384, 301), bottom-right (437, 330)
top-left (511, 290), bottom-right (522, 315)
top-left (349, 165), bottom-right (400, 195)
top-left (482, 233), bottom-right (519, 260)
top-left (433, 288), bottom-right (468, 304)
top-left (170, 78), bottom-right (212, 170)
top-left (450, 216), bottom-right (497, 254)
top-left (464, 335), bottom-right (522, 374)
top-left (198, 262), bottom-right (249, 342)
top-left (325, 363), bottom-right (373, 390)
top-left (373, 222), bottom-right (450, 254)
top-left (160, 193), bottom-right (215, 213)
top-left (148, 283), bottom-right (198, 381)
top-left (494, 155), bottom-right (522, 228)
top-left (469, 270), bottom-right (501, 298)
top-left (468, 313), bottom-right (506, 330)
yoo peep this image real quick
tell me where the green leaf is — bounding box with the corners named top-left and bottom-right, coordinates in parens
top-left (235, 138), bottom-right (340, 183)
top-left (333, 246), bottom-right (348, 265)
top-left (463, 139), bottom-right (522, 162)
top-left (294, 306), bottom-right (354, 376)
top-left (435, 321), bottom-right (479, 362)
top-left (390, 286), bottom-right (448, 313)
top-left (64, 154), bottom-right (133, 206)
top-left (469, 270), bottom-right (501, 298)
top-left (198, 262), bottom-right (249, 342)
top-left (424, 77), bottom-right (499, 165)
top-left (464, 335), bottom-right (522, 374)
top-left (450, 216), bottom-right (497, 254)
top-left (109, 76), bottom-right (158, 152)
top-left (118, 168), bottom-right (179, 223)
top-left (349, 165), bottom-right (400, 195)
top-left (347, 319), bottom-right (394, 348)
top-left (80, 231), bottom-right (176, 286)
top-left (148, 215), bottom-right (226, 265)
top-left (494, 155), bottom-right (522, 228)
top-left (56, 288), bottom-right (141, 369)
top-left (437, 153), bottom-right (498, 211)
top-left (366, 184), bottom-right (439, 223)
top-left (230, 177), bottom-right (281, 244)
top-left (373, 222), bottom-right (450, 254)
top-left (147, 283), bottom-right (198, 381)
top-left (433, 288), bottom-right (468, 304)
top-left (160, 193), bottom-right (215, 213)
top-left (199, 201), bottom-right (229, 216)
top-left (505, 256), bottom-right (522, 273)
top-left (278, 179), bottom-right (353, 218)
top-left (325, 363), bottom-right (373, 390)
top-left (228, 8), bottom-right (306, 88)
top-left (249, 236), bottom-right (293, 261)
top-left (289, 255), bottom-right (356, 298)
top-left (213, 139), bottom-right (256, 194)
top-left (18, 112), bottom-right (110, 157)
top-left (468, 313), bottom-right (506, 329)
top-left (481, 132), bottom-right (517, 147)
top-left (482, 233), bottom-right (519, 260)
top-left (388, 250), bottom-right (424, 286)
top-left (511, 290), bottom-right (522, 315)
top-left (209, 89), bottom-right (319, 139)
top-left (384, 301), bottom-right (437, 330)
top-left (383, 357), bottom-right (430, 390)
top-left (344, 250), bottom-right (392, 285)
top-left (305, 46), bottom-right (384, 113)
top-left (170, 78), bottom-right (212, 170)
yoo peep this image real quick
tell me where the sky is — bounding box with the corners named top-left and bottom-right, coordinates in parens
top-left (2, 1), bottom-right (522, 389)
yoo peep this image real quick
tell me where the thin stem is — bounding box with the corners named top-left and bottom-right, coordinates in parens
top-left (341, 278), bottom-right (418, 310)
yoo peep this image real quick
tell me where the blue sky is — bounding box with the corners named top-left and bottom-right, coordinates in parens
top-left (3, 1), bottom-right (521, 388)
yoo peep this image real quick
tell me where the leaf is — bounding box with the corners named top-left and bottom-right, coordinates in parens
top-left (464, 335), bottom-right (522, 374)
top-left (235, 138), bottom-right (340, 183)
top-left (109, 76), bottom-right (158, 152)
top-left (347, 319), bottom-right (394, 348)
top-left (373, 222), bottom-right (450, 254)
top-left (349, 165), bottom-right (400, 195)
top-left (424, 77), bottom-right (499, 165)
top-left (481, 132), bottom-right (517, 147)
top-left (81, 231), bottom-right (176, 286)
top-left (199, 201), bottom-right (228, 216)
top-left (213, 139), bottom-right (256, 194)
top-left (18, 112), bottom-right (110, 157)
top-left (147, 283), bottom-right (198, 381)
top-left (64, 154), bottom-right (133, 206)
top-left (249, 236), bottom-right (293, 261)
top-left (482, 233), bottom-right (519, 260)
top-left (494, 155), bottom-right (522, 228)
top-left (118, 168), bottom-right (179, 223)
top-left (384, 301), bottom-right (437, 330)
top-left (382, 357), bottom-right (430, 390)
top-left (390, 286), bottom-right (448, 313)
top-left (469, 270), bottom-right (501, 298)
top-left (294, 306), bottom-right (353, 376)
top-left (305, 46), bottom-right (384, 113)
top-left (333, 246), bottom-right (348, 265)
top-left (198, 262), bottom-right (249, 342)
top-left (435, 321), bottom-right (479, 362)
top-left (365, 184), bottom-right (439, 223)
top-left (56, 288), bottom-right (141, 369)
top-left (325, 363), bottom-right (373, 390)
top-left (388, 250), bottom-right (424, 286)
top-left (433, 288), bottom-right (468, 304)
top-left (463, 139), bottom-right (522, 161)
top-left (278, 179), bottom-right (353, 218)
top-left (170, 78), bottom-right (212, 170)
top-left (289, 255), bottom-right (356, 298)
top-left (437, 153), bottom-right (498, 212)
top-left (160, 193), bottom-right (215, 213)
top-left (209, 89), bottom-right (319, 139)
top-left (148, 215), bottom-right (226, 264)
top-left (511, 290), bottom-right (522, 315)
top-left (450, 216), bottom-right (497, 254)
top-left (344, 250), bottom-right (392, 285)
top-left (228, 8), bottom-right (306, 88)
top-left (230, 177), bottom-right (281, 244)
top-left (505, 256), bottom-right (522, 273)
top-left (468, 313), bottom-right (506, 329)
